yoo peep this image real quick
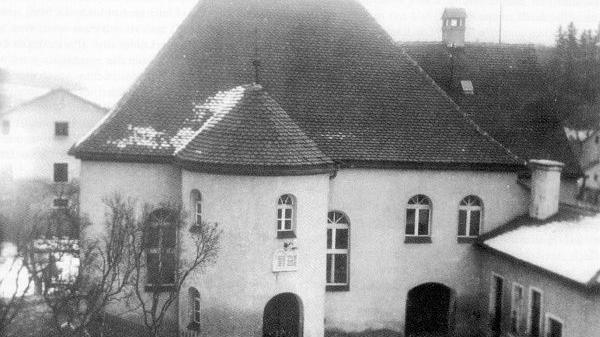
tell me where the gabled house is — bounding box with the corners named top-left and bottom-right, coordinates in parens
top-left (70, 1), bottom-right (585, 337)
top-left (401, 12), bottom-right (582, 202)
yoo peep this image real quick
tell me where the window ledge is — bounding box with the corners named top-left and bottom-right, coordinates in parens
top-left (277, 231), bottom-right (296, 239)
top-left (144, 284), bottom-right (176, 293)
top-left (457, 236), bottom-right (478, 244)
top-left (404, 236), bottom-right (432, 244)
top-left (186, 322), bottom-right (201, 331)
top-left (326, 284), bottom-right (349, 292)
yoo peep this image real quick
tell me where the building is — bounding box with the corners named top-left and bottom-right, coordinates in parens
top-left (70, 1), bottom-right (584, 337)
top-left (578, 130), bottom-right (600, 203)
top-left (0, 88), bottom-right (108, 184)
top-left (479, 160), bottom-right (600, 337)
top-left (401, 14), bottom-right (582, 203)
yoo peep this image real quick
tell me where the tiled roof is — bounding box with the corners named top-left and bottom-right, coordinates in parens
top-left (402, 42), bottom-right (582, 177)
top-left (480, 204), bottom-right (600, 287)
top-left (72, 0), bottom-right (521, 174)
top-left (175, 84), bottom-right (333, 174)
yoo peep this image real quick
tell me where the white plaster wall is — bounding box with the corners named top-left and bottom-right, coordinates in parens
top-left (79, 161), bottom-right (182, 329)
top-left (0, 91), bottom-right (106, 182)
top-left (179, 170), bottom-right (330, 337)
top-left (480, 249), bottom-right (600, 337)
top-left (324, 169), bottom-right (528, 335)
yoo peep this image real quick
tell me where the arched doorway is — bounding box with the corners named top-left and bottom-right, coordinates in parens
top-left (263, 293), bottom-right (303, 337)
top-left (405, 283), bottom-right (456, 337)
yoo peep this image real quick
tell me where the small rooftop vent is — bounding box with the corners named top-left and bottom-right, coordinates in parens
top-left (460, 80), bottom-right (474, 95)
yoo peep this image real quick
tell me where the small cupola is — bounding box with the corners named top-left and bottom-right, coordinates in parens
top-left (442, 8), bottom-right (466, 47)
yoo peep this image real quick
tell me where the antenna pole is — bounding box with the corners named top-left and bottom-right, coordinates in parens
top-left (252, 27), bottom-right (261, 84)
top-left (499, 2), bottom-right (502, 44)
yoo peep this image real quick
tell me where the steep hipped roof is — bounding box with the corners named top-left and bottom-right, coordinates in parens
top-left (402, 42), bottom-right (582, 177)
top-left (175, 84), bottom-right (333, 174)
top-left (480, 204), bottom-right (600, 288)
top-left (73, 0), bottom-right (521, 174)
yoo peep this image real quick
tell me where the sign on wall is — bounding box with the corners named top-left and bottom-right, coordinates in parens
top-left (272, 248), bottom-right (298, 272)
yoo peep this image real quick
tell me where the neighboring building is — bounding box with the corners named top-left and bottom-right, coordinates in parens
top-left (479, 160), bottom-right (600, 337)
top-left (0, 88), bottom-right (108, 184)
top-left (402, 13), bottom-right (582, 203)
top-left (70, 1), bottom-right (585, 337)
top-left (579, 129), bottom-right (600, 188)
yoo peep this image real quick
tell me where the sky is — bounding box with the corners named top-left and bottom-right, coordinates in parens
top-left (0, 0), bottom-right (598, 107)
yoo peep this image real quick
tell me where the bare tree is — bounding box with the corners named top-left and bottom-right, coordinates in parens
top-left (23, 195), bottom-right (138, 337)
top-left (129, 203), bottom-right (221, 337)
top-left (0, 240), bottom-right (34, 337)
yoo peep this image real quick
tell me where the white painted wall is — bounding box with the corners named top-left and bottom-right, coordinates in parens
top-left (0, 90), bottom-right (106, 182)
top-left (179, 170), bottom-right (330, 337)
top-left (324, 169), bottom-right (528, 335)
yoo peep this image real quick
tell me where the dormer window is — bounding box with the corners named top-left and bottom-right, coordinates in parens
top-left (461, 80), bottom-right (474, 95)
top-left (276, 194), bottom-right (296, 239)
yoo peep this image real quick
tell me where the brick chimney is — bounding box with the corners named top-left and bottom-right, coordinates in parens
top-left (529, 159), bottom-right (564, 220)
top-left (442, 8), bottom-right (466, 47)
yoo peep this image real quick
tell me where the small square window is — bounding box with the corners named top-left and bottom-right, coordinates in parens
top-left (54, 163), bottom-right (68, 182)
top-left (460, 80), bottom-right (474, 95)
top-left (55, 122), bottom-right (69, 136)
top-left (53, 198), bottom-right (69, 208)
top-left (1, 120), bottom-right (9, 135)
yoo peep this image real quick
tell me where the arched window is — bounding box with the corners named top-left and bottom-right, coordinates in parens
top-left (406, 195), bottom-right (431, 238)
top-left (276, 194), bottom-right (296, 238)
top-left (187, 287), bottom-right (201, 330)
top-left (326, 211), bottom-right (349, 291)
top-left (190, 189), bottom-right (202, 225)
top-left (145, 209), bottom-right (177, 289)
top-left (458, 195), bottom-right (483, 238)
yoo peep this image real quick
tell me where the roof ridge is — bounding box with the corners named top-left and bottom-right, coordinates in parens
top-left (399, 47), bottom-right (525, 165)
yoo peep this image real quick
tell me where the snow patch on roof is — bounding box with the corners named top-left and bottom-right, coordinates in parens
top-left (108, 125), bottom-right (171, 150)
top-left (485, 213), bottom-right (600, 284)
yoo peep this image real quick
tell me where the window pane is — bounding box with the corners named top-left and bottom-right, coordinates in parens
top-left (458, 210), bottom-right (467, 236)
top-left (285, 208), bottom-right (292, 219)
top-left (549, 319), bottom-right (562, 337)
top-left (335, 228), bottom-right (348, 249)
top-left (327, 229), bottom-right (332, 249)
top-left (334, 254), bottom-right (347, 284)
top-left (161, 253), bottom-right (176, 284)
top-left (418, 209), bottom-right (429, 235)
top-left (406, 209), bottom-right (415, 235)
top-left (277, 208), bottom-right (282, 219)
top-left (284, 220), bottom-right (292, 230)
top-left (146, 226), bottom-right (160, 248)
top-left (195, 214), bottom-right (202, 224)
top-left (469, 210), bottom-right (481, 236)
top-left (163, 226), bottom-right (177, 248)
top-left (277, 220), bottom-right (283, 231)
top-left (326, 254), bottom-right (333, 283)
top-left (147, 253), bottom-right (159, 284)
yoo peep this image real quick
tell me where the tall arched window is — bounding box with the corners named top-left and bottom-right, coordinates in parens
top-left (190, 189), bottom-right (202, 225)
top-left (145, 209), bottom-right (177, 289)
top-left (187, 287), bottom-right (201, 331)
top-left (276, 194), bottom-right (296, 238)
top-left (406, 195), bottom-right (432, 240)
top-left (458, 195), bottom-right (483, 238)
top-left (326, 211), bottom-right (349, 291)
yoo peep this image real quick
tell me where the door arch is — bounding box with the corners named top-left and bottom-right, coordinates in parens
top-left (263, 293), bottom-right (303, 337)
top-left (405, 282), bottom-right (456, 337)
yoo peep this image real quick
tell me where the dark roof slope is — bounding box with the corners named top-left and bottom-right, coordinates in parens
top-left (175, 84), bottom-right (333, 174)
top-left (73, 0), bottom-right (521, 173)
top-left (402, 42), bottom-right (582, 177)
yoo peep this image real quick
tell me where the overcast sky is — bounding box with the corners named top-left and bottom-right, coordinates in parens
top-left (0, 0), bottom-right (598, 107)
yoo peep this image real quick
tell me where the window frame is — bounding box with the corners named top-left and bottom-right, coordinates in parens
top-left (457, 195), bottom-right (483, 242)
top-left (53, 163), bottom-right (69, 182)
top-left (276, 194), bottom-right (296, 239)
top-left (190, 189), bottom-right (202, 225)
top-left (326, 210), bottom-right (350, 292)
top-left (489, 272), bottom-right (505, 334)
top-left (187, 287), bottom-right (201, 331)
top-left (510, 282), bottom-right (525, 336)
top-left (54, 121), bottom-right (69, 137)
top-left (52, 198), bottom-right (69, 209)
top-left (545, 313), bottom-right (563, 337)
top-left (405, 195), bottom-right (432, 243)
top-left (144, 209), bottom-right (177, 292)
top-left (527, 286), bottom-right (544, 337)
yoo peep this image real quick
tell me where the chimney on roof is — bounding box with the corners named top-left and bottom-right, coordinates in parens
top-left (442, 8), bottom-right (466, 48)
top-left (528, 159), bottom-right (564, 220)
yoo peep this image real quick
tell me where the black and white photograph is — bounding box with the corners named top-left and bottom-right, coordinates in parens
top-left (0, 1), bottom-right (599, 336)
